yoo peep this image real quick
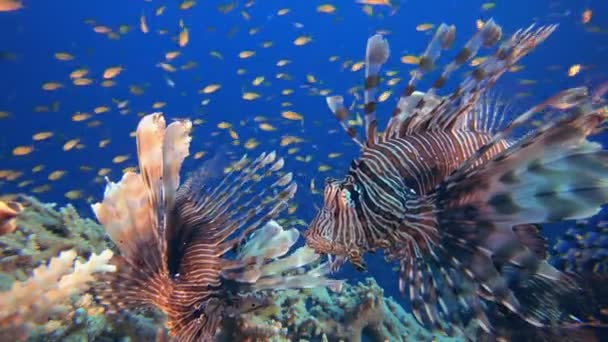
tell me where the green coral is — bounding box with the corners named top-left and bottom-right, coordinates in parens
top-left (0, 195), bottom-right (468, 341)
top-left (0, 195), bottom-right (164, 341)
top-left (0, 195), bottom-right (111, 288)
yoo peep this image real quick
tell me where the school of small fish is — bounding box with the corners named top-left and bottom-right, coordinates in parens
top-left (0, 2), bottom-right (604, 230)
top-left (1, 8), bottom-right (607, 339)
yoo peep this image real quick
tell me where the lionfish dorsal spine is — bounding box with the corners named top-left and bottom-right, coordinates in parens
top-left (363, 34), bottom-right (390, 147)
top-left (383, 23), bottom-right (456, 139)
top-left (325, 95), bottom-right (366, 148)
top-left (427, 24), bottom-right (557, 132)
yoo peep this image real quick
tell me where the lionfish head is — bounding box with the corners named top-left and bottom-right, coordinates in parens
top-left (304, 175), bottom-right (365, 261)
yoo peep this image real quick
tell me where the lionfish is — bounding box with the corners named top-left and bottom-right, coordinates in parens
top-left (92, 113), bottom-right (341, 341)
top-left (303, 19), bottom-right (608, 334)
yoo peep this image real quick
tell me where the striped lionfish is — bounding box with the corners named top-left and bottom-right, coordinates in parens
top-left (303, 19), bottom-right (608, 334)
top-left (92, 113), bottom-right (341, 341)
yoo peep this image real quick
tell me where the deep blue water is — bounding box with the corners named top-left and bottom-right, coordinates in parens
top-left (1, 0), bottom-right (608, 303)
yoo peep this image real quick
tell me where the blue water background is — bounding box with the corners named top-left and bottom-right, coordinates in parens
top-left (1, 0), bottom-right (608, 302)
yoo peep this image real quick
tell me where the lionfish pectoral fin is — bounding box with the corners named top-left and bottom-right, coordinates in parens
top-left (93, 255), bottom-right (172, 313)
top-left (434, 92), bottom-right (607, 327)
top-left (92, 113), bottom-right (194, 312)
top-left (169, 152), bottom-right (297, 279)
top-left (396, 243), bottom-right (495, 335)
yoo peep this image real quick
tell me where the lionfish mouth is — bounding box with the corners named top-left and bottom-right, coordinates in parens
top-left (302, 231), bottom-right (347, 273)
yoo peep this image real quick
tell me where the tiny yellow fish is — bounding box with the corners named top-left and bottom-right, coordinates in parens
top-left (63, 139), bottom-right (80, 151)
top-left (94, 106), bottom-right (110, 114)
top-left (277, 59), bottom-right (291, 67)
top-left (70, 68), bottom-right (89, 79)
top-left (259, 123), bottom-right (276, 131)
top-left (378, 90), bottom-right (392, 102)
top-left (32, 132), bottom-right (53, 141)
top-left (200, 84), bottom-right (221, 94)
top-left (12, 145), bottom-right (33, 156)
top-left (351, 61), bottom-right (365, 72)
top-left (281, 111), bottom-right (304, 121)
top-left (242, 92), bottom-right (260, 100)
top-left (98, 168), bottom-right (111, 176)
top-left (416, 23), bottom-right (434, 32)
top-left (179, 27), bottom-right (189, 47)
top-left (65, 190), bottom-right (84, 200)
top-left (568, 64), bottom-right (581, 77)
top-left (165, 51), bottom-right (180, 60)
top-left (54, 52), bottom-right (74, 61)
top-left (112, 154), bottom-right (130, 163)
top-left (317, 4), bottom-right (336, 14)
top-left (239, 50), bottom-right (255, 59)
top-left (140, 14), bottom-right (148, 33)
top-left (180, 0), bottom-right (196, 10)
top-left (72, 112), bottom-right (91, 122)
top-left (103, 66), bottom-right (123, 79)
top-left (252, 76), bottom-right (265, 86)
top-left (400, 55), bottom-right (419, 65)
top-left (42, 82), bottom-right (63, 91)
top-left (228, 129), bottom-right (239, 140)
top-left (74, 78), bottom-right (93, 86)
top-left (244, 138), bottom-right (259, 149)
top-left (293, 35), bottom-right (312, 46)
top-left (48, 170), bottom-right (66, 181)
top-left (481, 2), bottom-right (495, 10)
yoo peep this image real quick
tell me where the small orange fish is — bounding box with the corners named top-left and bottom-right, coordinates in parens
top-left (356, 0), bottom-right (398, 15)
top-left (582, 9), bottom-right (592, 24)
top-left (0, 0), bottom-right (22, 12)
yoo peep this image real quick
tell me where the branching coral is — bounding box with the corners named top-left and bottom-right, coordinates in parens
top-left (0, 195), bottom-right (111, 286)
top-left (0, 249), bottom-right (115, 339)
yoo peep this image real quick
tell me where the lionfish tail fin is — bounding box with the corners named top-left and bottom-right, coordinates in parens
top-left (167, 151), bottom-right (298, 278)
top-left (92, 113), bottom-right (192, 311)
top-left (434, 87), bottom-right (608, 327)
top-left (385, 21), bottom-right (556, 138)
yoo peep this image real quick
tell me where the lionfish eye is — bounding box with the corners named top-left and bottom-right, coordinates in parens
top-left (340, 188), bottom-right (357, 208)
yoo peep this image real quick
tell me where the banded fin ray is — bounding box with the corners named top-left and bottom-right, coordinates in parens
top-left (363, 34), bottom-right (390, 146)
top-left (167, 152), bottom-right (298, 281)
top-left (385, 22), bottom-right (555, 139)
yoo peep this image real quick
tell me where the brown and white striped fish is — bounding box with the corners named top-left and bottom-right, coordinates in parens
top-left (92, 113), bottom-right (340, 341)
top-left (304, 20), bottom-right (608, 335)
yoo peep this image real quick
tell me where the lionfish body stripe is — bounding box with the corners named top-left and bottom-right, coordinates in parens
top-left (305, 20), bottom-right (608, 335)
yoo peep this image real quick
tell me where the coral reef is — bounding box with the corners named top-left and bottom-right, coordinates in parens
top-left (0, 195), bottom-right (111, 287)
top-left (0, 249), bottom-right (115, 340)
top-left (231, 277), bottom-right (462, 342)
top-left (0, 195), bottom-right (165, 341)
top-left (0, 192), bottom-right (463, 342)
